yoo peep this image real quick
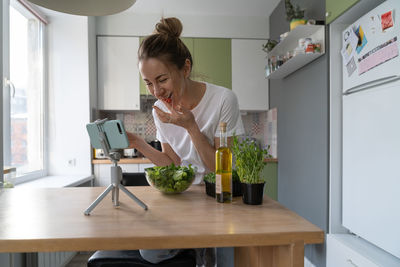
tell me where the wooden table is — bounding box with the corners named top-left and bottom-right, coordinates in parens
top-left (0, 186), bottom-right (323, 267)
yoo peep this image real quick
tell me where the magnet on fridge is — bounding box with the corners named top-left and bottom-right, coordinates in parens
top-left (381, 10), bottom-right (394, 31)
top-left (354, 25), bottom-right (368, 54)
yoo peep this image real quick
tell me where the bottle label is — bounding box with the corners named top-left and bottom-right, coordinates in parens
top-left (216, 174), bottom-right (222, 194)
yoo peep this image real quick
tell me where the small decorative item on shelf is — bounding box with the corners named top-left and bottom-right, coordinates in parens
top-left (262, 39), bottom-right (278, 54)
top-left (285, 0), bottom-right (306, 30)
top-left (231, 135), bottom-right (271, 205)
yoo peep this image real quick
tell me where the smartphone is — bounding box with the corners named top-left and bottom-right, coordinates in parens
top-left (86, 119), bottom-right (129, 149)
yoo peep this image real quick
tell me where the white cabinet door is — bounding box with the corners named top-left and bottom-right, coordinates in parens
top-left (138, 163), bottom-right (155, 172)
top-left (97, 36), bottom-right (140, 110)
top-left (232, 39), bottom-right (269, 111)
top-left (94, 164), bottom-right (140, 186)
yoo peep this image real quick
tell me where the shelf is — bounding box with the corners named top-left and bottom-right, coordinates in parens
top-left (268, 25), bottom-right (325, 56)
top-left (267, 53), bottom-right (324, 79)
top-left (266, 25), bottom-right (325, 79)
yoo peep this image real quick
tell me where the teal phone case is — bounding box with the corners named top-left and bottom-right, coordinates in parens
top-left (86, 120), bottom-right (129, 149)
top-left (103, 120), bottom-right (129, 149)
top-left (86, 123), bottom-right (103, 149)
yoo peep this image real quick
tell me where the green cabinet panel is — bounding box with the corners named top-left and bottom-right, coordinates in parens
top-left (193, 38), bottom-right (232, 89)
top-left (326, 0), bottom-right (359, 24)
top-left (263, 162), bottom-right (277, 201)
top-left (139, 37), bottom-right (148, 95)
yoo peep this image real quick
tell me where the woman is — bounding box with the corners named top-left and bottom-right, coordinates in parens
top-left (128, 17), bottom-right (244, 265)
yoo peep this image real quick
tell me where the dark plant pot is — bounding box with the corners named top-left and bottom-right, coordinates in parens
top-left (242, 182), bottom-right (265, 205)
top-left (204, 181), bottom-right (243, 198)
top-left (232, 181), bottom-right (243, 197)
top-left (205, 181), bottom-right (216, 198)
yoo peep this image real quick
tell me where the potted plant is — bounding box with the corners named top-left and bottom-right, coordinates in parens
top-left (285, 0), bottom-right (306, 30)
top-left (231, 135), bottom-right (270, 205)
top-left (203, 169), bottom-right (242, 198)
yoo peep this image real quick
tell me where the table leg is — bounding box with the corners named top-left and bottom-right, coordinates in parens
top-left (234, 241), bottom-right (304, 267)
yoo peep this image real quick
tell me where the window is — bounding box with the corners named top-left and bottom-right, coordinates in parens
top-left (3, 0), bottom-right (46, 183)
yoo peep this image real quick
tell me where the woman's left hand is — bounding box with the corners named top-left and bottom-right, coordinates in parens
top-left (153, 102), bottom-right (196, 131)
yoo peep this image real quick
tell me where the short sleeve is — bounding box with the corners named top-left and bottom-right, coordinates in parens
top-left (216, 89), bottom-right (245, 137)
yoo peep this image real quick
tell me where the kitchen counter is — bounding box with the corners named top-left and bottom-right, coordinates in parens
top-left (92, 158), bottom-right (152, 164)
top-left (93, 158), bottom-right (278, 164)
top-left (0, 186), bottom-right (323, 267)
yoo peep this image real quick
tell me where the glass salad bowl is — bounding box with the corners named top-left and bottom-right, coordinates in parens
top-left (145, 164), bottom-right (196, 194)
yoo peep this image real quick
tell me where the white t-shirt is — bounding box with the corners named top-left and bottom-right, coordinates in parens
top-left (152, 82), bottom-right (245, 184)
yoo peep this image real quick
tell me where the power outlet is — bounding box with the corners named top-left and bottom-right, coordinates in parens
top-left (68, 158), bottom-right (76, 167)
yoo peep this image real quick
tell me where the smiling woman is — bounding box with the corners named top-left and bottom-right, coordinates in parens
top-left (125, 16), bottom-right (245, 266)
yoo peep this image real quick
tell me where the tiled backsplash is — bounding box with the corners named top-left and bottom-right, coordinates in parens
top-left (99, 99), bottom-right (269, 147)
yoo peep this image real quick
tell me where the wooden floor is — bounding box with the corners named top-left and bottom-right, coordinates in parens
top-left (65, 252), bottom-right (94, 267)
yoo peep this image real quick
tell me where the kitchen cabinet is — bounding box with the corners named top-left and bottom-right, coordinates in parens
top-left (94, 163), bottom-right (154, 186)
top-left (263, 161), bottom-right (277, 200)
top-left (97, 36), bottom-right (140, 110)
top-left (192, 38), bottom-right (231, 89)
top-left (266, 25), bottom-right (325, 79)
top-left (326, 0), bottom-right (359, 24)
top-left (232, 39), bottom-right (269, 111)
top-left (326, 234), bottom-right (395, 267)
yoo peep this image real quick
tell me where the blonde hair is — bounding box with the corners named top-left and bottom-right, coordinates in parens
top-left (138, 17), bottom-right (193, 70)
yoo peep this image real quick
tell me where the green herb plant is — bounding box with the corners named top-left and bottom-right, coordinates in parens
top-left (231, 135), bottom-right (271, 184)
top-left (145, 164), bottom-right (195, 193)
top-left (285, 0), bottom-right (305, 21)
top-left (203, 169), bottom-right (240, 184)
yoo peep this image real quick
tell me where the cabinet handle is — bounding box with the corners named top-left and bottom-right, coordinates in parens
top-left (347, 259), bottom-right (358, 267)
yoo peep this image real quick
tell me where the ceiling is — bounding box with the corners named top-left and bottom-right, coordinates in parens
top-left (127, 0), bottom-right (281, 17)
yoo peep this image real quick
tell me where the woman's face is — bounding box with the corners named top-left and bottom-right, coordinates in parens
top-left (139, 58), bottom-right (187, 105)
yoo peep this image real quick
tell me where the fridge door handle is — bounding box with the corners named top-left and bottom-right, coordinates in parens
top-left (344, 75), bottom-right (400, 95)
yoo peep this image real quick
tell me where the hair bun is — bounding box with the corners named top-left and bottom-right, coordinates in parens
top-left (154, 17), bottom-right (182, 38)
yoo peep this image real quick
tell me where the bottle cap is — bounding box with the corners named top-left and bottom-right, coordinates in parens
top-left (219, 122), bottom-right (227, 131)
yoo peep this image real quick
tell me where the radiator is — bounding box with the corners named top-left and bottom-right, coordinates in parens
top-left (26, 251), bottom-right (76, 267)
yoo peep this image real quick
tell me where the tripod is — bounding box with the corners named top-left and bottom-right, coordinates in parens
top-left (84, 119), bottom-right (148, 215)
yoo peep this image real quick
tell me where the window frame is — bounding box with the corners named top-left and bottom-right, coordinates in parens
top-left (3, 0), bottom-right (48, 184)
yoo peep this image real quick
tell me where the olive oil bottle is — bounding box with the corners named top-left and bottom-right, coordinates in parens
top-left (215, 122), bottom-right (232, 203)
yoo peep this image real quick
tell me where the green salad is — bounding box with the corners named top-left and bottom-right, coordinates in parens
top-left (145, 164), bottom-right (195, 193)
top-left (203, 169), bottom-right (240, 183)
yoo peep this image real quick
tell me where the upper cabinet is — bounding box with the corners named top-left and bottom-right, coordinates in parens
top-left (232, 39), bottom-right (269, 111)
top-left (100, 36), bottom-right (266, 111)
top-left (97, 36), bottom-right (140, 110)
top-left (266, 25), bottom-right (325, 79)
top-left (192, 38), bottom-right (232, 89)
top-left (326, 0), bottom-right (359, 24)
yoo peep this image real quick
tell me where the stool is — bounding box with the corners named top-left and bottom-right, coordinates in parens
top-left (87, 249), bottom-right (196, 267)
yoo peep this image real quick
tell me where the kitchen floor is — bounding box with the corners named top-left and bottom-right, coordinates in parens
top-left (65, 252), bottom-right (94, 267)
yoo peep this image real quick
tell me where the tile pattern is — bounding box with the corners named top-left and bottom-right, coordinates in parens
top-left (99, 106), bottom-right (267, 145)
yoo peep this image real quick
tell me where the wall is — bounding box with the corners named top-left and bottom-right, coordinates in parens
top-left (96, 13), bottom-right (268, 39)
top-left (269, 1), bottom-right (328, 266)
top-left (46, 14), bottom-right (91, 176)
top-left (0, 0), bottom-right (4, 184)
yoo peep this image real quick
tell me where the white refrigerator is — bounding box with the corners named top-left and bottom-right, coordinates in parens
top-left (342, 0), bottom-right (400, 259)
